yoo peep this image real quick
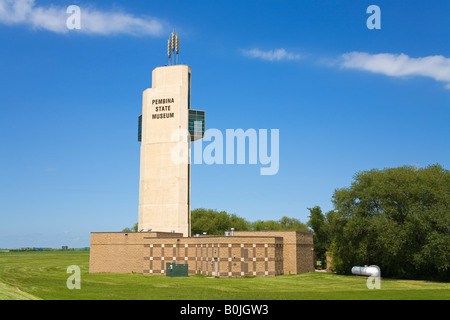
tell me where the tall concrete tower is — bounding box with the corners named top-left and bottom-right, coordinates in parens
top-left (138, 34), bottom-right (205, 237)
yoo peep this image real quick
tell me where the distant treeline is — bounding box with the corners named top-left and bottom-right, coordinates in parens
top-left (1, 248), bottom-right (90, 252)
top-left (122, 209), bottom-right (309, 235)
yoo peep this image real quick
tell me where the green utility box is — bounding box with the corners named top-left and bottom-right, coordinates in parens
top-left (166, 263), bottom-right (189, 277)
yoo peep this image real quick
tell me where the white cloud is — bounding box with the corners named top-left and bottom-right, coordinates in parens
top-left (340, 52), bottom-right (450, 89)
top-left (242, 48), bottom-right (302, 61)
top-left (0, 0), bottom-right (164, 36)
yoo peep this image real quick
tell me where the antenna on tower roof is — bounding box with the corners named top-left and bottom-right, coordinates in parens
top-left (167, 30), bottom-right (180, 65)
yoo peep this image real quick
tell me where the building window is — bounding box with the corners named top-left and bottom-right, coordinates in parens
top-left (188, 72), bottom-right (191, 110)
top-left (138, 115), bottom-right (142, 142)
top-left (188, 109), bottom-right (205, 141)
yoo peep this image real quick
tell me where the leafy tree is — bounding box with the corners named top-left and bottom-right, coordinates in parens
top-left (328, 164), bottom-right (450, 281)
top-left (191, 208), bottom-right (251, 235)
top-left (122, 223), bottom-right (138, 233)
top-left (307, 206), bottom-right (330, 268)
top-left (252, 216), bottom-right (309, 232)
top-left (278, 216), bottom-right (309, 231)
top-left (124, 210), bottom-right (309, 235)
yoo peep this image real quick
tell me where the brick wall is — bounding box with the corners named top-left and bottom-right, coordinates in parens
top-left (234, 231), bottom-right (314, 275)
top-left (296, 232), bottom-right (315, 273)
top-left (89, 232), bottom-right (148, 273)
top-left (141, 236), bottom-right (283, 277)
top-left (89, 230), bottom-right (313, 277)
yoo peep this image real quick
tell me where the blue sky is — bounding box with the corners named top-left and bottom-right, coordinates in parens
top-left (1, 0), bottom-right (449, 248)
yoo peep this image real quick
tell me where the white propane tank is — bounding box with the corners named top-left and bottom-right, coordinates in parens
top-left (351, 265), bottom-right (380, 277)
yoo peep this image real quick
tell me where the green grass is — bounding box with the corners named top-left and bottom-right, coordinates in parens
top-left (0, 250), bottom-right (448, 300)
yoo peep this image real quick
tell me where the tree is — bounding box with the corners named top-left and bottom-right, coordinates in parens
top-left (123, 210), bottom-right (309, 235)
top-left (251, 217), bottom-right (308, 232)
top-left (328, 164), bottom-right (450, 281)
top-left (191, 208), bottom-right (251, 235)
top-left (307, 206), bottom-right (330, 268)
top-left (122, 223), bottom-right (138, 233)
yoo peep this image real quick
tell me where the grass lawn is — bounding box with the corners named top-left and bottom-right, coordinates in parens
top-left (0, 250), bottom-right (448, 300)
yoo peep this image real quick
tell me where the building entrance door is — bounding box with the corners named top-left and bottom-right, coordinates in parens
top-left (213, 258), bottom-right (218, 277)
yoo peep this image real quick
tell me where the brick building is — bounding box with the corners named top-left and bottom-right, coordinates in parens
top-left (89, 230), bottom-right (314, 277)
